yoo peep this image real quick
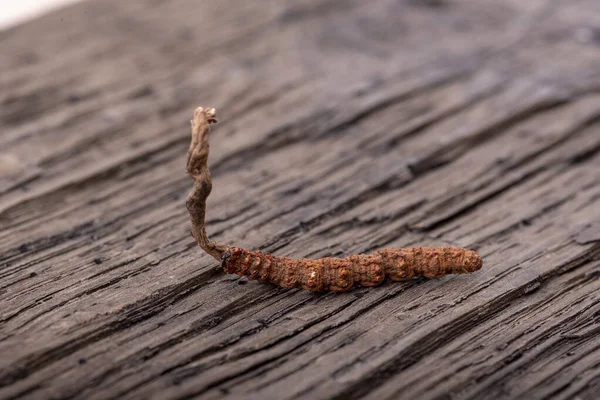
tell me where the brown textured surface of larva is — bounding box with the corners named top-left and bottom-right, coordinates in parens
top-left (221, 246), bottom-right (483, 292)
top-left (187, 107), bottom-right (483, 292)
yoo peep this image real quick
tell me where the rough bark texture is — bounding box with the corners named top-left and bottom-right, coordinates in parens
top-left (1, 0), bottom-right (600, 399)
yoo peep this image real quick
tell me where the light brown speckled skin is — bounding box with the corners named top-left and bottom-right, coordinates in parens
top-left (222, 246), bottom-right (483, 292)
top-left (187, 108), bottom-right (483, 292)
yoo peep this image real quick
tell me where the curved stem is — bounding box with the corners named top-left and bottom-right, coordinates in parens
top-left (186, 107), bottom-right (229, 261)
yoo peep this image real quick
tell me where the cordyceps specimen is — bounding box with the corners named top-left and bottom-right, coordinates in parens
top-left (186, 107), bottom-right (483, 292)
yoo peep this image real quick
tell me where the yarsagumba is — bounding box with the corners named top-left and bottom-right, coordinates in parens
top-left (186, 107), bottom-right (482, 292)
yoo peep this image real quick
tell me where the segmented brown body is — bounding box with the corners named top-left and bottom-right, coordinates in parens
top-left (186, 107), bottom-right (483, 292)
top-left (222, 246), bottom-right (482, 292)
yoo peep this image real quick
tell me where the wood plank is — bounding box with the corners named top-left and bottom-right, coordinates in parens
top-left (1, 0), bottom-right (600, 399)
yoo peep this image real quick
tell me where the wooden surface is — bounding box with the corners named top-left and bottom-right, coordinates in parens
top-left (1, 1), bottom-right (600, 399)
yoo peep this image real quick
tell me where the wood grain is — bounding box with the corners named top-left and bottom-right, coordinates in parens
top-left (1, 0), bottom-right (600, 399)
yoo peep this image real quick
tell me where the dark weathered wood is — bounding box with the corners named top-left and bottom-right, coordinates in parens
top-left (1, 0), bottom-right (600, 399)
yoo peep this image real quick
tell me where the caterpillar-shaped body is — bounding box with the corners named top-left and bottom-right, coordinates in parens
top-left (221, 246), bottom-right (482, 292)
top-left (186, 107), bottom-right (483, 292)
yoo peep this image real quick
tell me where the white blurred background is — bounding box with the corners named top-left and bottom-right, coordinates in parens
top-left (0, 0), bottom-right (81, 29)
